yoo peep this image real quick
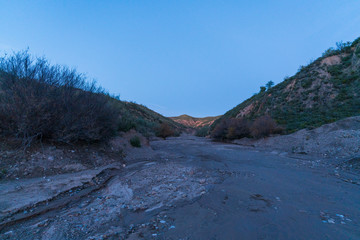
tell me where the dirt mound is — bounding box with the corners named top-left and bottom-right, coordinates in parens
top-left (234, 116), bottom-right (360, 158)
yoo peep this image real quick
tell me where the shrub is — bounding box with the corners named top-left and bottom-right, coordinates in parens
top-left (0, 50), bottom-right (118, 146)
top-left (322, 47), bottom-right (339, 57)
top-left (211, 119), bottom-right (228, 140)
top-left (266, 81), bottom-right (274, 90)
top-left (156, 123), bottom-right (175, 139)
top-left (211, 118), bottom-right (251, 140)
top-left (250, 115), bottom-right (282, 138)
top-left (226, 118), bottom-right (251, 139)
top-left (195, 125), bottom-right (210, 137)
top-left (130, 136), bottom-right (141, 147)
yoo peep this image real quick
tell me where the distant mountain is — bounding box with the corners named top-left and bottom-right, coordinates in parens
top-left (212, 37), bottom-right (360, 133)
top-left (170, 114), bottom-right (220, 128)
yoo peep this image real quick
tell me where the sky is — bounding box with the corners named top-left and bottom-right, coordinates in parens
top-left (1, 1), bottom-right (360, 117)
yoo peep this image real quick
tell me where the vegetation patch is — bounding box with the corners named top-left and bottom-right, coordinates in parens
top-left (130, 136), bottom-right (141, 148)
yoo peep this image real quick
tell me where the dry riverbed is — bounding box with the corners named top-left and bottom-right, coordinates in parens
top-left (1, 135), bottom-right (360, 239)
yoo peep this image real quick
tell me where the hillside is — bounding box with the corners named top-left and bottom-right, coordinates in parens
top-left (0, 50), bottom-right (183, 180)
top-left (212, 37), bottom-right (360, 133)
top-left (170, 114), bottom-right (220, 128)
top-left (114, 101), bottom-right (184, 137)
top-left (0, 50), bottom-right (183, 146)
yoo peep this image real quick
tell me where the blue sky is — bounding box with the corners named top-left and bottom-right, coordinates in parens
top-left (1, 1), bottom-right (360, 117)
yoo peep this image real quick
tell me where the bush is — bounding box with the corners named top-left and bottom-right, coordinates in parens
top-left (0, 50), bottom-right (118, 146)
top-left (250, 115), bottom-right (282, 138)
top-left (226, 118), bottom-right (251, 139)
top-left (129, 136), bottom-right (141, 147)
top-left (211, 119), bottom-right (228, 140)
top-left (211, 118), bottom-right (251, 140)
top-left (156, 123), bottom-right (175, 139)
top-left (195, 126), bottom-right (210, 137)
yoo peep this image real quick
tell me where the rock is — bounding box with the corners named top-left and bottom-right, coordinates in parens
top-left (327, 218), bottom-right (335, 224)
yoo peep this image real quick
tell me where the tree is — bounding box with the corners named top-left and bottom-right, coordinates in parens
top-left (259, 86), bottom-right (266, 93)
top-left (336, 41), bottom-right (351, 51)
top-left (266, 81), bottom-right (274, 90)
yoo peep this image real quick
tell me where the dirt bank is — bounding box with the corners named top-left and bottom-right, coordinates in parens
top-left (234, 116), bottom-right (360, 158)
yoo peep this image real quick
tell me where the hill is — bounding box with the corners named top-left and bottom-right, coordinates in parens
top-left (212, 37), bottom-right (360, 134)
top-left (115, 101), bottom-right (184, 137)
top-left (170, 114), bottom-right (220, 128)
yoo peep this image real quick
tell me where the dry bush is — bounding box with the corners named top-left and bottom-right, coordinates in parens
top-left (156, 123), bottom-right (175, 139)
top-left (226, 118), bottom-right (251, 140)
top-left (211, 119), bottom-right (228, 140)
top-left (250, 115), bottom-right (282, 138)
top-left (0, 50), bottom-right (117, 146)
top-left (211, 118), bottom-right (251, 140)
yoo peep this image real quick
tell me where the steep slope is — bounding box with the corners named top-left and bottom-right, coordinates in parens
top-left (170, 114), bottom-right (220, 128)
top-left (212, 37), bottom-right (360, 133)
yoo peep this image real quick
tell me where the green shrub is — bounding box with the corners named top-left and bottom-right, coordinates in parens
top-left (130, 136), bottom-right (141, 147)
top-left (195, 126), bottom-right (210, 137)
top-left (328, 65), bottom-right (342, 76)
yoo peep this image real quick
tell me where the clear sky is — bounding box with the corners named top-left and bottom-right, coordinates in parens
top-left (1, 1), bottom-right (360, 117)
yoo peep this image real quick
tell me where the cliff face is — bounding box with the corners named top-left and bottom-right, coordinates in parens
top-left (212, 37), bottom-right (360, 133)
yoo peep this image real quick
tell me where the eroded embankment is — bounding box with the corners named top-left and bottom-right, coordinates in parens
top-left (0, 160), bottom-right (223, 239)
top-left (234, 116), bottom-right (360, 159)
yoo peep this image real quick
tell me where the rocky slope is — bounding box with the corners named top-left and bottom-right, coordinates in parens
top-left (212, 37), bottom-right (360, 133)
top-left (170, 114), bottom-right (220, 128)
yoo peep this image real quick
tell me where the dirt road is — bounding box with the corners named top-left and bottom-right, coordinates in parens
top-left (1, 136), bottom-right (360, 239)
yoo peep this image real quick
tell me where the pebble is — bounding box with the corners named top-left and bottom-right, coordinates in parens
top-left (327, 218), bottom-right (335, 224)
top-left (4, 231), bottom-right (13, 235)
